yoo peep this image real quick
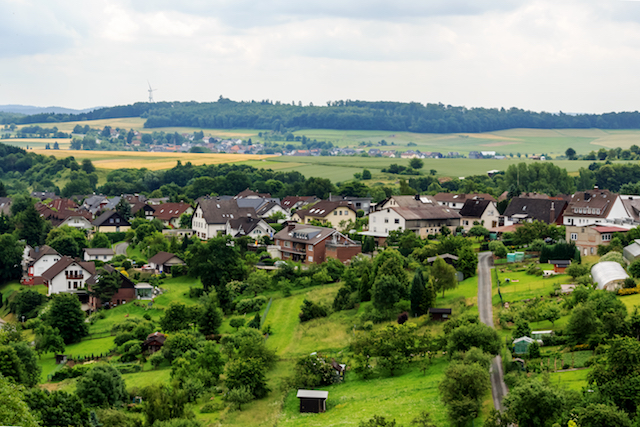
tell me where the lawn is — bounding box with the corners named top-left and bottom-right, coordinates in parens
top-left (121, 367), bottom-right (172, 389)
top-left (492, 269), bottom-right (564, 304)
top-left (152, 275), bottom-right (203, 308)
top-left (548, 368), bottom-right (591, 392)
top-left (126, 244), bottom-right (148, 262)
top-left (0, 281), bottom-right (48, 319)
top-left (434, 275), bottom-right (479, 316)
top-left (278, 358), bottom-right (452, 427)
top-left (65, 336), bottom-right (116, 359)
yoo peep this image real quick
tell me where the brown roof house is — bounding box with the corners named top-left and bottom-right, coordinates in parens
top-left (501, 198), bottom-right (567, 227)
top-left (192, 197), bottom-right (257, 240)
top-left (26, 245), bottom-right (61, 277)
top-left (42, 256), bottom-right (96, 310)
top-left (274, 222), bottom-right (361, 264)
top-left (147, 251), bottom-right (186, 274)
top-left (281, 196), bottom-right (319, 212)
top-left (142, 332), bottom-right (166, 354)
top-left (362, 195), bottom-right (461, 240)
top-left (458, 199), bottom-right (500, 232)
top-left (93, 210), bottom-right (131, 233)
top-left (563, 189), bottom-right (630, 227)
top-left (153, 203), bottom-right (193, 228)
top-left (292, 200), bottom-right (357, 230)
top-left (226, 217), bottom-right (275, 240)
top-left (86, 264), bottom-right (136, 310)
top-left (434, 193), bottom-right (496, 210)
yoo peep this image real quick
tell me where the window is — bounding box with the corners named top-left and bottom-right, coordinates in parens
top-left (116, 218), bottom-right (120, 223)
top-left (591, 247), bottom-right (594, 254)
top-left (284, 241), bottom-right (290, 247)
top-left (384, 218), bottom-right (389, 223)
top-left (602, 233), bottom-right (612, 241)
top-left (308, 245), bottom-right (313, 252)
top-left (308, 256), bottom-right (313, 262)
top-left (373, 217), bottom-right (376, 223)
top-left (570, 233), bottom-right (578, 240)
top-left (394, 219), bottom-right (400, 224)
top-left (333, 211), bottom-right (337, 215)
top-left (68, 281), bottom-right (71, 289)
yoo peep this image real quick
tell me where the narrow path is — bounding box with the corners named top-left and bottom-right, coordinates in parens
top-left (115, 242), bottom-right (129, 256)
top-left (477, 251), bottom-right (508, 411)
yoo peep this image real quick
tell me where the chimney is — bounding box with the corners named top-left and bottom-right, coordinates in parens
top-left (287, 222), bottom-right (296, 232)
top-left (550, 202), bottom-right (555, 223)
top-left (415, 194), bottom-right (420, 200)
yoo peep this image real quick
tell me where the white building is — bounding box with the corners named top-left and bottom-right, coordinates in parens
top-left (192, 198), bottom-right (257, 240)
top-left (563, 189), bottom-right (630, 227)
top-left (27, 246), bottom-right (61, 277)
top-left (41, 256), bottom-right (96, 297)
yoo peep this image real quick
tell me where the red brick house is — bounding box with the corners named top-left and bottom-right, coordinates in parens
top-left (274, 222), bottom-right (361, 264)
top-left (86, 265), bottom-right (136, 310)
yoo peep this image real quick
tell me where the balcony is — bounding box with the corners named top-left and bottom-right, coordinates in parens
top-left (65, 273), bottom-right (84, 280)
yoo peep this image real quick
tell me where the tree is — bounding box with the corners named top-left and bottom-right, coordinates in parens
top-left (245, 269), bottom-right (269, 296)
top-left (115, 198), bottom-right (132, 220)
top-left (81, 159), bottom-right (95, 174)
top-left (187, 236), bottom-right (246, 311)
top-left (410, 158), bottom-right (424, 169)
top-left (577, 403), bottom-right (633, 427)
top-left (488, 241), bottom-right (507, 258)
top-left (199, 294), bottom-right (223, 336)
top-left (161, 331), bottom-right (199, 362)
top-left (359, 415), bottom-right (399, 427)
top-left (225, 357), bottom-right (270, 399)
top-left (456, 246), bottom-right (478, 279)
top-left (0, 345), bottom-right (26, 384)
top-left (0, 375), bottom-right (39, 427)
top-left (226, 386), bottom-right (253, 410)
top-left (537, 303), bottom-right (561, 326)
top-left (566, 263), bottom-right (589, 279)
top-left (229, 318), bottom-right (246, 330)
top-left (431, 257), bottom-right (457, 297)
top-left (0, 234), bottom-right (24, 284)
top-left (439, 362), bottom-right (490, 427)
top-left (372, 275), bottom-right (406, 312)
top-left (44, 293), bottom-right (88, 344)
top-left (9, 288), bottom-right (45, 319)
top-left (161, 302), bottom-right (197, 332)
top-left (90, 268), bottom-right (121, 304)
top-left (141, 384), bottom-right (191, 426)
top-left (91, 232), bottom-right (111, 248)
top-left (468, 225), bottom-right (490, 240)
top-left (24, 388), bottom-right (91, 427)
top-left (16, 203), bottom-right (46, 246)
top-left (410, 268), bottom-right (431, 317)
top-left (447, 322), bottom-right (501, 355)
top-left (503, 379), bottom-right (564, 427)
top-left (362, 169), bottom-right (372, 180)
top-left (565, 147), bottom-right (577, 160)
top-left (35, 324), bottom-right (65, 356)
top-left (77, 364), bottom-right (127, 407)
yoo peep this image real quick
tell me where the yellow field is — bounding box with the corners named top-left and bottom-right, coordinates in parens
top-left (30, 149), bottom-right (275, 170)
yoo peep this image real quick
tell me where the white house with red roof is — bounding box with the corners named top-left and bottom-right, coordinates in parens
top-left (566, 224), bottom-right (631, 257)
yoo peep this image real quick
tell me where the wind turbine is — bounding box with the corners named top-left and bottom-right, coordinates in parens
top-left (147, 81), bottom-right (157, 103)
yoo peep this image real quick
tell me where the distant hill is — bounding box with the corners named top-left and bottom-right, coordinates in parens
top-left (0, 104), bottom-right (101, 115)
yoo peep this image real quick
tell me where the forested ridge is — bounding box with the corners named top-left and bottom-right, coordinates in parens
top-left (5, 98), bottom-right (640, 133)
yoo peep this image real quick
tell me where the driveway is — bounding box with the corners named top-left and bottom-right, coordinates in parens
top-left (115, 242), bottom-right (129, 256)
top-left (478, 251), bottom-right (509, 411)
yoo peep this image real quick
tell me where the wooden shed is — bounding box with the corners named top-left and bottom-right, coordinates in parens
top-left (428, 308), bottom-right (452, 321)
top-left (549, 260), bottom-right (571, 274)
top-left (297, 390), bottom-right (328, 413)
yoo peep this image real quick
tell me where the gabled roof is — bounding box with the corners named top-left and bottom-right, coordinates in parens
top-left (85, 264), bottom-right (135, 289)
top-left (148, 251), bottom-right (184, 265)
top-left (196, 198), bottom-right (257, 225)
top-left (503, 198), bottom-right (567, 224)
top-left (281, 196), bottom-right (318, 209)
top-left (275, 223), bottom-right (338, 245)
top-left (131, 201), bottom-right (155, 215)
top-left (29, 245), bottom-right (60, 262)
top-left (228, 217), bottom-right (270, 237)
top-left (566, 189), bottom-right (617, 219)
top-left (48, 198), bottom-right (78, 212)
top-left (256, 201), bottom-right (280, 216)
top-left (235, 188), bottom-right (271, 199)
top-left (93, 210), bottom-right (131, 227)
top-left (295, 200), bottom-right (356, 219)
top-left (42, 256), bottom-right (96, 281)
top-left (83, 248), bottom-right (114, 256)
top-left (153, 203), bottom-right (191, 221)
top-left (434, 193), bottom-right (496, 203)
top-left (459, 199), bottom-right (492, 218)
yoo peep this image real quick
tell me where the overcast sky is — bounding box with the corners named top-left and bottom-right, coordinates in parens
top-left (2, 0), bottom-right (640, 113)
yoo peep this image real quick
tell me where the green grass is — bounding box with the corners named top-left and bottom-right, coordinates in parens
top-left (126, 244), bottom-right (147, 262)
top-left (435, 275), bottom-right (479, 316)
top-left (121, 367), bottom-right (172, 389)
top-left (65, 336), bottom-right (116, 359)
top-left (39, 353), bottom-right (62, 382)
top-left (618, 292), bottom-right (640, 311)
top-left (0, 281), bottom-right (48, 319)
top-left (278, 358), bottom-right (452, 427)
top-left (152, 276), bottom-right (203, 308)
top-left (88, 303), bottom-right (164, 335)
top-left (492, 269), bottom-right (563, 303)
top-left (548, 368), bottom-right (591, 391)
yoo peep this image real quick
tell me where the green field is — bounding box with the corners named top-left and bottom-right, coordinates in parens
top-left (548, 368), bottom-right (591, 392)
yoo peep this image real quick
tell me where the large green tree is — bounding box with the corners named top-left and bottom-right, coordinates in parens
top-left (431, 256), bottom-right (457, 297)
top-left (439, 362), bottom-right (490, 427)
top-left (76, 364), bottom-right (127, 407)
top-left (503, 379), bottom-right (564, 427)
top-left (44, 293), bottom-right (88, 344)
top-left (0, 234), bottom-right (23, 284)
top-left (0, 375), bottom-right (39, 427)
top-left (25, 388), bottom-right (91, 427)
top-left (372, 275), bottom-right (406, 312)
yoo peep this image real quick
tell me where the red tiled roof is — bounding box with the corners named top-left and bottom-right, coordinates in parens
top-left (592, 226), bottom-right (629, 233)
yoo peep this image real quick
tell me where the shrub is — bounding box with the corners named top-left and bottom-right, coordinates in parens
top-left (51, 365), bottom-right (90, 382)
top-left (229, 318), bottom-right (246, 330)
top-left (235, 296), bottom-right (267, 314)
top-left (149, 352), bottom-right (164, 369)
top-left (114, 332), bottom-right (135, 347)
top-left (618, 287), bottom-right (640, 296)
top-left (171, 264), bottom-right (187, 277)
top-left (200, 401), bottom-right (225, 413)
top-left (566, 263), bottom-right (589, 279)
top-left (299, 299), bottom-right (328, 322)
top-left (629, 259), bottom-right (640, 278)
top-left (623, 277), bottom-right (636, 289)
top-left (397, 312), bottom-right (409, 324)
top-left (599, 251), bottom-right (625, 267)
top-left (526, 264), bottom-right (543, 276)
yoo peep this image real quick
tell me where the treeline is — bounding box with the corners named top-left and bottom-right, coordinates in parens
top-left (7, 98), bottom-right (640, 133)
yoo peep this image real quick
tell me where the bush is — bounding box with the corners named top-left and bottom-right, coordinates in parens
top-left (149, 352), bottom-right (164, 369)
top-left (599, 251), bottom-right (625, 267)
top-left (235, 296), bottom-right (267, 314)
top-left (526, 264), bottom-right (543, 276)
top-left (200, 401), bottom-right (225, 413)
top-left (171, 264), bottom-right (188, 277)
top-left (623, 277), bottom-right (636, 289)
top-left (629, 259), bottom-right (640, 278)
top-left (566, 263), bottom-right (589, 279)
top-left (618, 287), bottom-right (640, 296)
top-left (299, 299), bottom-right (328, 322)
top-left (397, 312), bottom-right (409, 324)
top-left (114, 332), bottom-right (135, 347)
top-left (105, 232), bottom-right (127, 244)
top-left (51, 365), bottom-right (90, 382)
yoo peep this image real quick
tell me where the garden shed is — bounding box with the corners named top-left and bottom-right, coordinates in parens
top-left (591, 261), bottom-right (629, 291)
top-left (513, 336), bottom-right (535, 354)
top-left (623, 240), bottom-right (640, 263)
top-left (297, 390), bottom-right (328, 413)
top-left (428, 308), bottom-right (452, 321)
top-left (549, 260), bottom-right (571, 274)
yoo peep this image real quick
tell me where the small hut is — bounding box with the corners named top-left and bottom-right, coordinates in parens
top-left (549, 260), bottom-right (571, 274)
top-left (142, 332), bottom-right (166, 354)
top-left (428, 308), bottom-right (452, 321)
top-left (297, 390), bottom-right (328, 413)
top-left (513, 336), bottom-right (535, 354)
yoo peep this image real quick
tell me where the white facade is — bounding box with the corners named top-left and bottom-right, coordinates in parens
top-left (47, 262), bottom-right (94, 296)
top-left (192, 205), bottom-right (226, 240)
top-left (59, 216), bottom-right (93, 230)
top-left (31, 254), bottom-right (61, 277)
top-left (259, 204), bottom-right (290, 220)
top-left (83, 252), bottom-right (114, 262)
top-left (225, 220), bottom-right (275, 239)
top-left (461, 201), bottom-right (500, 232)
top-left (367, 208), bottom-right (406, 237)
top-left (564, 196), bottom-right (629, 226)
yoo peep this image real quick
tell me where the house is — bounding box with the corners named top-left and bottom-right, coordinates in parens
top-left (281, 196), bottom-right (319, 212)
top-left (86, 264), bottom-right (136, 310)
top-left (147, 251), bottom-right (186, 274)
top-left (274, 222), bottom-right (361, 264)
top-left (153, 203), bottom-right (193, 228)
top-left (591, 261), bottom-right (629, 291)
top-left (226, 217), bottom-right (275, 240)
top-left (81, 195), bottom-right (109, 215)
top-left (93, 210), bottom-right (131, 233)
top-left (192, 198), bottom-right (257, 240)
top-left (513, 336), bottom-right (536, 354)
top-left (56, 211), bottom-right (94, 230)
top-left (433, 193), bottom-right (496, 211)
top-left (426, 254), bottom-right (459, 266)
top-left (428, 308), bottom-right (452, 321)
top-left (362, 195), bottom-right (461, 239)
top-left (142, 332), bottom-right (166, 354)
top-left (31, 191), bottom-right (57, 201)
top-left (26, 245), bottom-right (61, 277)
top-left (131, 202), bottom-right (155, 220)
top-left (235, 188), bottom-right (271, 199)
top-left (255, 201), bottom-right (290, 220)
top-left (41, 256), bottom-right (96, 299)
top-left (297, 390), bottom-right (328, 413)
top-left (563, 189), bottom-right (630, 227)
top-left (501, 198), bottom-right (567, 226)
top-left (134, 283), bottom-right (154, 300)
top-left (0, 197), bottom-right (11, 215)
top-left (458, 199), bottom-right (500, 231)
top-left (549, 260), bottom-right (571, 274)
top-left (83, 248), bottom-right (114, 262)
top-left (329, 195), bottom-right (372, 215)
top-left (567, 225), bottom-right (629, 256)
top-left (468, 151), bottom-right (483, 159)
top-left (292, 200), bottom-right (357, 230)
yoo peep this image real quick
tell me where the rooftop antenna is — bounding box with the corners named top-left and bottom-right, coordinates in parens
top-left (147, 81), bottom-right (157, 103)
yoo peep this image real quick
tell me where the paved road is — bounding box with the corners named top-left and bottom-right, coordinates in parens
top-left (477, 251), bottom-right (509, 411)
top-left (115, 242), bottom-right (129, 256)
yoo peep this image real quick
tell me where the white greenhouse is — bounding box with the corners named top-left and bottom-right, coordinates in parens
top-left (591, 261), bottom-right (629, 291)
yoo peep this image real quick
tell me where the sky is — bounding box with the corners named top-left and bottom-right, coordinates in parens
top-left (2, 0), bottom-right (640, 113)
